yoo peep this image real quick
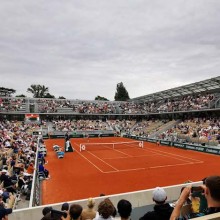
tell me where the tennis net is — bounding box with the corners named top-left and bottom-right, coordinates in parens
top-left (79, 140), bottom-right (143, 152)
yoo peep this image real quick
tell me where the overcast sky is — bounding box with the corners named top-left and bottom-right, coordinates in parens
top-left (0, 0), bottom-right (220, 100)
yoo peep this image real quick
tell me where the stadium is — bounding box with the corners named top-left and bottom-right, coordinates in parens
top-left (1, 76), bottom-right (220, 219)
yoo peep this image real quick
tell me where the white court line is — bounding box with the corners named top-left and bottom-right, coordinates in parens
top-left (102, 161), bottom-right (204, 173)
top-left (118, 142), bottom-right (203, 163)
top-left (111, 148), bottom-right (133, 157)
top-left (150, 161), bottom-right (204, 169)
top-left (103, 167), bottom-right (146, 173)
top-left (114, 142), bottom-right (198, 164)
top-left (103, 153), bottom-right (159, 160)
top-left (141, 146), bottom-right (203, 163)
top-left (74, 144), bottom-right (105, 173)
top-left (87, 151), bottom-right (119, 171)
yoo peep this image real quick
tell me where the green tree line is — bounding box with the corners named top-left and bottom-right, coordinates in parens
top-left (2, 82), bottom-right (130, 101)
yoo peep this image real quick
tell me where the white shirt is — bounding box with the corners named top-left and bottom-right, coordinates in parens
top-left (93, 212), bottom-right (114, 220)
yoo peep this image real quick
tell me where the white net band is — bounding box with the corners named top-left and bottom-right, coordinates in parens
top-left (79, 141), bottom-right (143, 152)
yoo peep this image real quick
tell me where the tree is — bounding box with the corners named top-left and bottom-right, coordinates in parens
top-left (0, 87), bottom-right (16, 96)
top-left (16, 94), bottom-right (26, 97)
top-left (27, 84), bottom-right (49, 98)
top-left (95, 95), bottom-right (109, 101)
top-left (44, 93), bottom-right (55, 98)
top-left (58, 96), bottom-right (66, 99)
top-left (114, 82), bottom-right (130, 101)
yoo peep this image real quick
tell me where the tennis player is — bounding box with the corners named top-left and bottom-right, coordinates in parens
top-left (86, 133), bottom-right (90, 142)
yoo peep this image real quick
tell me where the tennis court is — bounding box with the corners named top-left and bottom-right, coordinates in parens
top-left (42, 137), bottom-right (220, 205)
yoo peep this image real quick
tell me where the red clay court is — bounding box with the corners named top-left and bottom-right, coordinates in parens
top-left (42, 137), bottom-right (220, 205)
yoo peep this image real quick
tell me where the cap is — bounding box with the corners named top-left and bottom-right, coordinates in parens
top-left (1, 169), bottom-right (7, 173)
top-left (152, 187), bottom-right (167, 202)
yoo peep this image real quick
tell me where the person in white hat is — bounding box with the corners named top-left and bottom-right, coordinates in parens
top-left (139, 187), bottom-right (173, 220)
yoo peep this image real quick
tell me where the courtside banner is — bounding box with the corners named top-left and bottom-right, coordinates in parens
top-left (172, 142), bottom-right (185, 148)
top-left (185, 145), bottom-right (205, 152)
top-left (100, 133), bottom-right (115, 137)
top-left (47, 133), bottom-right (114, 139)
top-left (160, 140), bottom-right (170, 146)
top-left (139, 137), bottom-right (147, 141)
top-left (127, 136), bottom-right (220, 156)
top-left (205, 148), bottom-right (220, 155)
top-left (147, 138), bottom-right (157, 143)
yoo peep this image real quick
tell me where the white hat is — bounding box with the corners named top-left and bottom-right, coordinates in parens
top-left (23, 172), bottom-right (32, 176)
top-left (152, 187), bottom-right (167, 202)
top-left (1, 169), bottom-right (8, 173)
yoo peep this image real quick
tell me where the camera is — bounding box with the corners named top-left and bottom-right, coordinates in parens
top-left (51, 210), bottom-right (67, 219)
top-left (191, 186), bottom-right (204, 193)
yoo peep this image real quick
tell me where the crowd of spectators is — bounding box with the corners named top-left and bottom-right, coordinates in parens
top-left (155, 93), bottom-right (214, 113)
top-left (37, 99), bottom-right (118, 114)
top-left (0, 120), bottom-right (48, 212)
top-left (119, 93), bottom-right (215, 114)
top-left (41, 197), bottom-right (132, 220)
top-left (107, 120), bottom-right (136, 134)
top-left (50, 117), bottom-right (220, 146)
top-left (52, 120), bottom-right (110, 132)
top-left (37, 99), bottom-right (74, 113)
top-left (156, 117), bottom-right (220, 145)
top-left (0, 92), bottom-right (216, 114)
top-left (76, 102), bottom-right (117, 114)
top-left (0, 98), bottom-right (25, 112)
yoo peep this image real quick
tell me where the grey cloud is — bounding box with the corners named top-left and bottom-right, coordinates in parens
top-left (0, 0), bottom-right (220, 100)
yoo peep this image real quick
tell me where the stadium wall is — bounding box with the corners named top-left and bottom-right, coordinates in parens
top-left (11, 182), bottom-right (202, 220)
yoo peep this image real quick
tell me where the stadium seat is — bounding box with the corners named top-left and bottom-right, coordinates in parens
top-left (56, 151), bottom-right (65, 159)
top-left (38, 171), bottom-right (46, 180)
top-left (53, 145), bottom-right (60, 152)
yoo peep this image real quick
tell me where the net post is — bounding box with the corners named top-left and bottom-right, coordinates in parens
top-left (139, 141), bottom-right (144, 148)
top-left (80, 144), bottom-right (86, 151)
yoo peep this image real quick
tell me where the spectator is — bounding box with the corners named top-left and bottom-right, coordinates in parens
top-left (170, 175), bottom-right (220, 219)
top-left (115, 199), bottom-right (132, 220)
top-left (42, 206), bottom-right (53, 217)
top-left (0, 203), bottom-right (12, 220)
top-left (26, 162), bottom-right (34, 175)
top-left (81, 198), bottom-right (96, 220)
top-left (0, 169), bottom-right (16, 194)
top-left (61, 202), bottom-right (69, 212)
top-left (69, 204), bottom-right (83, 220)
top-left (39, 162), bottom-right (50, 179)
top-left (94, 198), bottom-right (115, 220)
top-left (139, 187), bottom-right (173, 220)
top-left (61, 202), bottom-right (70, 220)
